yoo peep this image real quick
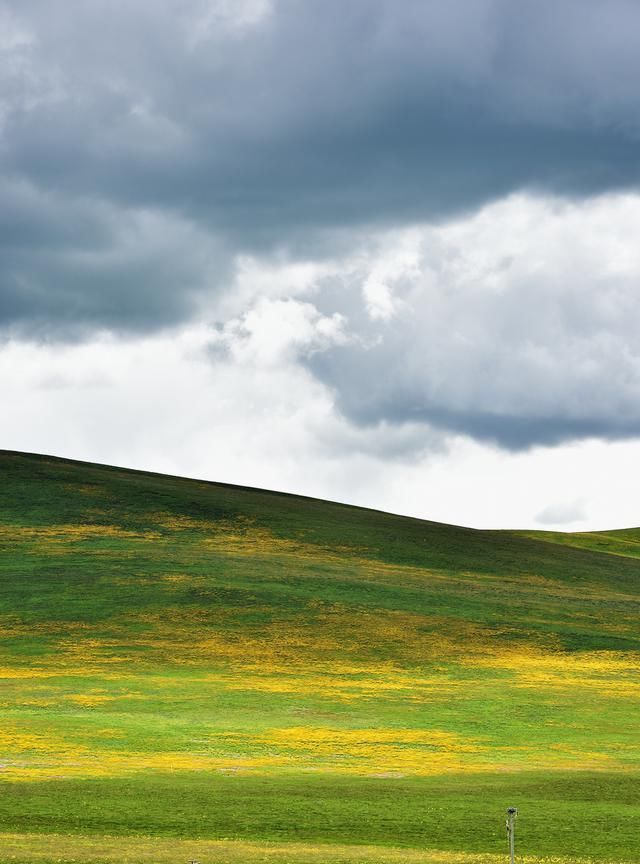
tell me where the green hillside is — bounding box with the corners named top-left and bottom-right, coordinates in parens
top-left (0, 450), bottom-right (639, 864)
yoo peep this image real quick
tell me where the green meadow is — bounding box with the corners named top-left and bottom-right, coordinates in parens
top-left (0, 450), bottom-right (639, 863)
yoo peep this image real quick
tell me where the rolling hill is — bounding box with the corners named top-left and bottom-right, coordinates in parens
top-left (0, 450), bottom-right (639, 864)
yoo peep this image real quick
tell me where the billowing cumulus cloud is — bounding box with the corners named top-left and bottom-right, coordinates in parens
top-left (307, 194), bottom-right (640, 448)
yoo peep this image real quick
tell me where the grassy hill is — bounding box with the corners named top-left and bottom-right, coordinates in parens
top-left (0, 450), bottom-right (639, 864)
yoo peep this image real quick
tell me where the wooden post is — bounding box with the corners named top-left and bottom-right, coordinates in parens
top-left (506, 807), bottom-right (518, 864)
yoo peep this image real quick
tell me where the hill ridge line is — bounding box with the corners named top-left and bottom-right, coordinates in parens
top-left (0, 447), bottom-right (475, 532)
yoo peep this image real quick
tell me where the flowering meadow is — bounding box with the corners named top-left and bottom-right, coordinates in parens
top-left (0, 451), bottom-right (639, 863)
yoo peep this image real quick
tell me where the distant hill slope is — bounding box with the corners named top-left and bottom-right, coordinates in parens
top-left (0, 450), bottom-right (639, 862)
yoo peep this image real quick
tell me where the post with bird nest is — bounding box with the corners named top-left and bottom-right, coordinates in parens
top-left (506, 807), bottom-right (518, 864)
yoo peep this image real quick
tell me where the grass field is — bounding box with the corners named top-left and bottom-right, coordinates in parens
top-left (0, 450), bottom-right (639, 863)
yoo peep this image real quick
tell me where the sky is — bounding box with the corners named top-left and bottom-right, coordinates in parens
top-left (2, 0), bottom-right (640, 530)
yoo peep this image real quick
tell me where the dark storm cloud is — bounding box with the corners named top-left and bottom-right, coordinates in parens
top-left (3, 0), bottom-right (640, 333)
top-left (0, 178), bottom-right (229, 337)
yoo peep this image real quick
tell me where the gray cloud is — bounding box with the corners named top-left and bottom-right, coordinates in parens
top-left (0, 183), bottom-right (231, 338)
top-left (3, 0), bottom-right (640, 333)
top-left (536, 501), bottom-right (587, 526)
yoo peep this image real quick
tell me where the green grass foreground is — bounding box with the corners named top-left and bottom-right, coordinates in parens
top-left (0, 450), bottom-right (639, 862)
top-left (1, 772), bottom-right (639, 860)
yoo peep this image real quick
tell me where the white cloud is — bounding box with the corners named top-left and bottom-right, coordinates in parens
top-left (308, 193), bottom-right (640, 447)
top-left (211, 297), bottom-right (347, 366)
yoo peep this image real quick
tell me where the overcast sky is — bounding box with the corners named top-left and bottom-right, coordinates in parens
top-left (3, 0), bottom-right (640, 530)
